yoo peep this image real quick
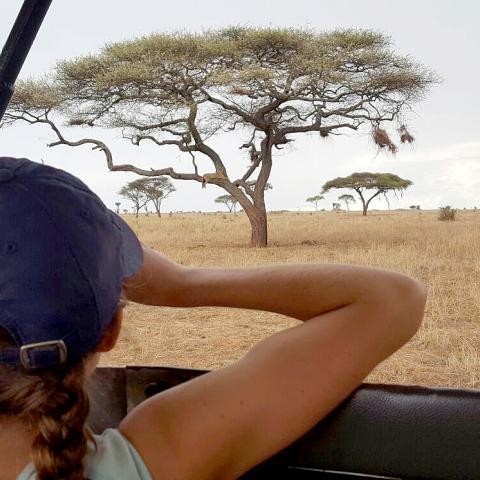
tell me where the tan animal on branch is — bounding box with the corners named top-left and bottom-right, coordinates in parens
top-left (202, 172), bottom-right (227, 188)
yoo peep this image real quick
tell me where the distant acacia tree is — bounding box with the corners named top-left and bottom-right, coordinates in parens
top-left (338, 194), bottom-right (355, 212)
top-left (322, 172), bottom-right (412, 216)
top-left (119, 177), bottom-right (175, 218)
top-left (215, 194), bottom-right (238, 213)
top-left (115, 202), bottom-right (121, 213)
top-left (306, 195), bottom-right (324, 212)
top-left (137, 177), bottom-right (175, 217)
top-left (409, 205), bottom-right (420, 210)
top-left (2, 27), bottom-right (436, 246)
top-left (332, 202), bottom-right (341, 210)
top-left (118, 180), bottom-right (149, 218)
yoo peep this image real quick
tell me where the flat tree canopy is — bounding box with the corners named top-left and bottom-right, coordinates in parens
top-left (306, 195), bottom-right (324, 211)
top-left (322, 172), bottom-right (412, 215)
top-left (215, 194), bottom-right (238, 213)
top-left (338, 194), bottom-right (356, 211)
top-left (3, 27), bottom-right (437, 245)
top-left (119, 177), bottom-right (174, 217)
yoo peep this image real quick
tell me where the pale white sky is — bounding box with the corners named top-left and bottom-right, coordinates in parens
top-left (1, 0), bottom-right (479, 212)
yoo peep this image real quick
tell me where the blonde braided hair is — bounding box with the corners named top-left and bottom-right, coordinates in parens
top-left (0, 330), bottom-right (93, 480)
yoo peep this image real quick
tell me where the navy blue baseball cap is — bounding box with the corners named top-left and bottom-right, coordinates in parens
top-left (0, 157), bottom-right (144, 369)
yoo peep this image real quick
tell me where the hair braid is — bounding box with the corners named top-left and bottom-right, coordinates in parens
top-left (30, 362), bottom-right (93, 480)
top-left (0, 328), bottom-right (94, 480)
top-left (0, 300), bottom-right (125, 479)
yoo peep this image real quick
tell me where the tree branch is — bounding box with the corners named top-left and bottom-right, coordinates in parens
top-left (121, 118), bottom-right (189, 131)
top-left (281, 122), bottom-right (357, 135)
top-left (200, 89), bottom-right (260, 127)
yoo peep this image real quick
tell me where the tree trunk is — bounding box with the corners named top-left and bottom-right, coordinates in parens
top-left (364, 191), bottom-right (382, 216)
top-left (245, 205), bottom-right (267, 247)
top-left (153, 199), bottom-right (162, 217)
top-left (358, 193), bottom-right (367, 216)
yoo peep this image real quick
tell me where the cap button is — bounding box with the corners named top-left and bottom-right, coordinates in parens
top-left (0, 169), bottom-right (14, 183)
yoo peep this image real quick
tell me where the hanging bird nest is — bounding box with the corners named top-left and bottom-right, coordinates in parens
top-left (319, 127), bottom-right (329, 138)
top-left (67, 119), bottom-right (87, 126)
top-left (398, 125), bottom-right (415, 143)
top-left (229, 87), bottom-right (250, 95)
top-left (373, 128), bottom-right (397, 154)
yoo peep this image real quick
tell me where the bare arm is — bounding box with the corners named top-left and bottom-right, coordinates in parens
top-left (123, 244), bottom-right (420, 321)
top-left (119, 245), bottom-right (427, 480)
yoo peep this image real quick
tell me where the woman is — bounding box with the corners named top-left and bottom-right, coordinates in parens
top-left (0, 156), bottom-right (427, 480)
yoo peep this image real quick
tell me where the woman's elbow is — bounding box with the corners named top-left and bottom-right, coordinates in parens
top-left (387, 274), bottom-right (428, 342)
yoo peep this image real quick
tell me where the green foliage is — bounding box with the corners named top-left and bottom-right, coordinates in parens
top-left (306, 195), bottom-right (324, 203)
top-left (3, 26), bottom-right (437, 246)
top-left (338, 194), bottom-right (356, 210)
top-left (119, 177), bottom-right (175, 217)
top-left (118, 180), bottom-right (148, 217)
top-left (6, 27), bottom-right (437, 135)
top-left (322, 172), bottom-right (412, 216)
top-left (338, 194), bottom-right (355, 202)
top-left (306, 195), bottom-right (324, 211)
top-left (438, 206), bottom-right (456, 221)
top-left (137, 177), bottom-right (175, 200)
top-left (215, 194), bottom-right (238, 212)
top-left (322, 172), bottom-right (412, 194)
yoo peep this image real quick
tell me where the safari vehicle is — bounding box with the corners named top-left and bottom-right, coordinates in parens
top-left (1, 2), bottom-right (479, 479)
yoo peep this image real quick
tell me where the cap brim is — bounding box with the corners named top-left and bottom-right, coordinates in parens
top-left (109, 211), bottom-right (144, 278)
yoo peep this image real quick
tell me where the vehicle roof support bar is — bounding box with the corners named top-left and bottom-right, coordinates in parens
top-left (0, 0), bottom-right (52, 121)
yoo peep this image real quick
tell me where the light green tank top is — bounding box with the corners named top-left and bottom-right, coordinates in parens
top-left (17, 428), bottom-right (153, 480)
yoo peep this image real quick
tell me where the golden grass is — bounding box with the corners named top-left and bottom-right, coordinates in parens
top-left (101, 209), bottom-right (480, 389)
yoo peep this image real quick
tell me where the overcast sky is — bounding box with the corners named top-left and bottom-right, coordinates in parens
top-left (1, 0), bottom-right (479, 212)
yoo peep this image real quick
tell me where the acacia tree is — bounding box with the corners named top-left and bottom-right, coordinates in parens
top-left (215, 194), bottom-right (238, 213)
top-left (118, 179), bottom-right (149, 218)
top-left (306, 194), bottom-right (324, 212)
top-left (216, 182), bottom-right (271, 212)
top-left (119, 177), bottom-right (174, 217)
top-left (2, 27), bottom-right (436, 246)
top-left (139, 177), bottom-right (175, 217)
top-left (338, 194), bottom-right (356, 211)
top-left (322, 172), bottom-right (412, 216)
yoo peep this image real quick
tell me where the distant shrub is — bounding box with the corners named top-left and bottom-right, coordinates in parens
top-left (438, 206), bottom-right (456, 221)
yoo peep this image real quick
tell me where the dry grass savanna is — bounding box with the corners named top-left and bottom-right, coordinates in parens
top-left (101, 209), bottom-right (480, 389)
